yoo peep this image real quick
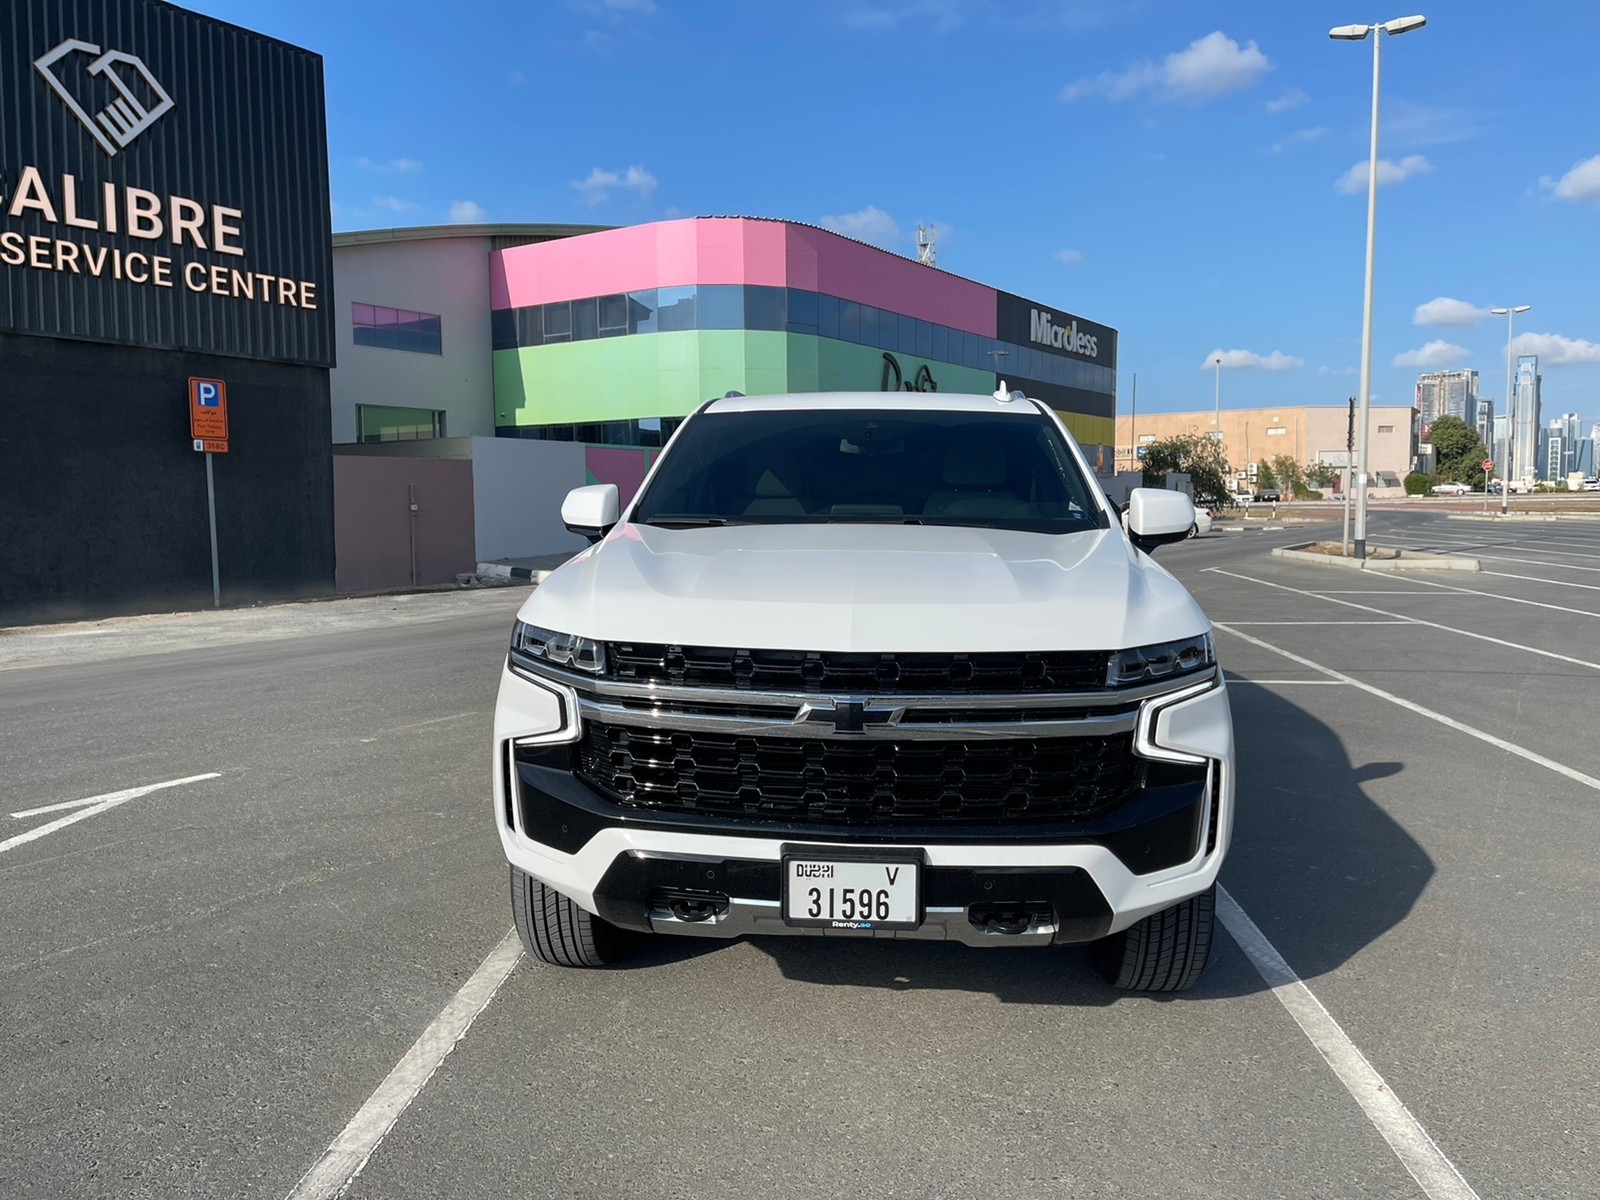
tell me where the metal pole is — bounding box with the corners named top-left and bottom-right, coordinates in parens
top-left (204, 451), bottom-right (220, 609)
top-left (1343, 398), bottom-right (1355, 553)
top-left (1129, 372), bottom-right (1137, 477)
top-left (1352, 26), bottom-right (1381, 558)
top-left (1213, 358), bottom-right (1221, 440)
top-left (1501, 308), bottom-right (1514, 515)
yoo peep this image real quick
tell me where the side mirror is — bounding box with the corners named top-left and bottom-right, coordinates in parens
top-left (561, 483), bottom-right (620, 544)
top-left (1125, 487), bottom-right (1195, 555)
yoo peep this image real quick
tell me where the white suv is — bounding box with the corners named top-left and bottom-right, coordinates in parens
top-left (492, 391), bottom-right (1234, 991)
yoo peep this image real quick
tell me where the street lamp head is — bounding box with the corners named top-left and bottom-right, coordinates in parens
top-left (1514, 305), bottom-right (1531, 313)
top-left (1383, 14), bottom-right (1427, 34)
top-left (1329, 23), bottom-right (1372, 39)
top-left (1490, 307), bottom-right (1508, 315)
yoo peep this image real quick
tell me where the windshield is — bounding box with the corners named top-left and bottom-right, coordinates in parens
top-left (631, 407), bottom-right (1110, 534)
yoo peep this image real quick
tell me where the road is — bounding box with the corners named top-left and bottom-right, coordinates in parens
top-left (2, 512), bottom-right (1597, 1199)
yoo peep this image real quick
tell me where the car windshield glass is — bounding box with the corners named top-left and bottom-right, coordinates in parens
top-left (631, 407), bottom-right (1109, 534)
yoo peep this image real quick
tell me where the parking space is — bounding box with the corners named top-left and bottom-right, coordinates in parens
top-left (2, 513), bottom-right (1597, 1198)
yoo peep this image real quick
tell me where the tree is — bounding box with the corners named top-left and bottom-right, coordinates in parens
top-left (1304, 461), bottom-right (1337, 488)
top-left (1428, 415), bottom-right (1489, 486)
top-left (1269, 454), bottom-right (1305, 498)
top-left (1255, 459), bottom-right (1278, 490)
top-left (1139, 433), bottom-right (1234, 509)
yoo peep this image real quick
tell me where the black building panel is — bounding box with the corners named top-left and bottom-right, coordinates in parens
top-left (0, 0), bottom-right (334, 366)
top-left (0, 332), bottom-right (334, 620)
top-left (995, 291), bottom-right (1117, 371)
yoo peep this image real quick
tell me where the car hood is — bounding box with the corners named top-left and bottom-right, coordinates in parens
top-left (520, 523), bottom-right (1210, 653)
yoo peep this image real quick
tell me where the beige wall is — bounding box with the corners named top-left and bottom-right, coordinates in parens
top-left (329, 237), bottom-right (496, 444)
top-left (1116, 405), bottom-right (1418, 484)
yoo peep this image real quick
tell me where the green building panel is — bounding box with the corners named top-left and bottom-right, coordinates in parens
top-left (493, 330), bottom-right (1110, 450)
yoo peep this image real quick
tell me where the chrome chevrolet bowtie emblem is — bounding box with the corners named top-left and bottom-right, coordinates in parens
top-left (793, 698), bottom-right (906, 735)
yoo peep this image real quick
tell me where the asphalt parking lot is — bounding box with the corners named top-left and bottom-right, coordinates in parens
top-left (2, 511), bottom-right (1597, 1200)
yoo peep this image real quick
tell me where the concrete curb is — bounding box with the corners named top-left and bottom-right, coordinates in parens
top-left (475, 562), bottom-right (555, 584)
top-left (1446, 512), bottom-right (1600, 522)
top-left (1271, 543), bottom-right (1480, 572)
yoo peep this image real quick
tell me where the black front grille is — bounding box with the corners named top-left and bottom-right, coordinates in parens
top-left (606, 644), bottom-right (1111, 694)
top-left (575, 725), bottom-right (1142, 824)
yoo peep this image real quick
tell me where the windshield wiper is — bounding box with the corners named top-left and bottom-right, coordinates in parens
top-left (638, 515), bottom-right (735, 528)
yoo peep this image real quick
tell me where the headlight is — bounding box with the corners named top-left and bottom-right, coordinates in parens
top-left (511, 621), bottom-right (606, 674)
top-left (1107, 632), bottom-right (1213, 687)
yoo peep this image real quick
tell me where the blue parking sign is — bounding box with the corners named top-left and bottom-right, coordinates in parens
top-left (197, 381), bottom-right (220, 407)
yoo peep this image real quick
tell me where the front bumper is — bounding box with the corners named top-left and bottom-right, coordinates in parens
top-left (492, 661), bottom-right (1234, 942)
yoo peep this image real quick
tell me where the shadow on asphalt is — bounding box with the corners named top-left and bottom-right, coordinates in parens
top-left (736, 678), bottom-right (1433, 1005)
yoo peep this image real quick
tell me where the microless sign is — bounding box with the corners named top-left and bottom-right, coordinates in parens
top-left (0, 0), bottom-right (335, 366)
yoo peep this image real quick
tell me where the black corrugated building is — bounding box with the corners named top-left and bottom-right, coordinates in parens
top-left (0, 0), bottom-right (334, 621)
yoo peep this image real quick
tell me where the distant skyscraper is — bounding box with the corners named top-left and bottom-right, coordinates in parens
top-left (1545, 413), bottom-right (1583, 478)
top-left (1474, 397), bottom-right (1494, 444)
top-left (1578, 423), bottom-right (1599, 475)
top-left (1415, 369), bottom-right (1478, 425)
top-left (1512, 356), bottom-right (1541, 479)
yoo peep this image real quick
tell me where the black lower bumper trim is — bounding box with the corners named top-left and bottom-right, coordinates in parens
top-left (590, 851), bottom-right (1115, 944)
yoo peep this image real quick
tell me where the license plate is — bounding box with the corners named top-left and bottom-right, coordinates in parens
top-left (781, 852), bottom-right (921, 931)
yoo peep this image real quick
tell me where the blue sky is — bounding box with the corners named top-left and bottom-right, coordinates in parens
top-left (187, 0), bottom-right (1599, 434)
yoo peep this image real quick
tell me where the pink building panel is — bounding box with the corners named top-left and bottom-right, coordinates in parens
top-left (491, 217), bottom-right (998, 337)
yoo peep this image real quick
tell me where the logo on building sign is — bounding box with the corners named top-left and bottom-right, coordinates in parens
top-left (881, 353), bottom-right (938, 393)
top-left (1029, 309), bottom-right (1098, 358)
top-left (35, 39), bottom-right (175, 157)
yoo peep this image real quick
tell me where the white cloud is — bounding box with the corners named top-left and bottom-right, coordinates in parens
top-left (571, 164), bottom-right (658, 206)
top-left (1394, 340), bottom-right (1468, 368)
top-left (568, 0), bottom-right (656, 16)
top-left (1268, 126), bottom-right (1326, 153)
top-left (819, 205), bottom-right (900, 245)
top-left (448, 200), bottom-right (487, 223)
top-left (1381, 100), bottom-right (1477, 148)
top-left (1413, 297), bottom-right (1490, 327)
top-left (1062, 31), bottom-right (1271, 104)
top-left (1201, 349), bottom-right (1303, 372)
top-left (1266, 87), bottom-right (1307, 114)
top-left (842, 1), bottom-right (961, 32)
top-left (1335, 154), bottom-right (1432, 194)
top-left (1542, 155), bottom-right (1600, 204)
top-left (1511, 332), bottom-right (1600, 366)
top-left (370, 195), bottom-right (417, 213)
top-left (1317, 365), bottom-right (1359, 376)
top-left (356, 157), bottom-right (422, 174)
top-left (1055, 248), bottom-right (1084, 265)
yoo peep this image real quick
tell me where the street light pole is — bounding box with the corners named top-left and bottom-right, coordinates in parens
top-left (1491, 304), bottom-right (1530, 515)
top-left (1331, 15), bottom-right (1426, 560)
top-left (1213, 356), bottom-right (1222, 446)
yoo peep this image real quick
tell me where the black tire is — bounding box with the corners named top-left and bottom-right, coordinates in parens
top-left (1187, 522), bottom-right (1199, 539)
top-left (510, 866), bottom-right (625, 968)
top-left (1092, 885), bottom-right (1215, 993)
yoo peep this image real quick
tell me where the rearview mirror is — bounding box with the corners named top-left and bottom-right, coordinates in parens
top-left (561, 483), bottom-right (620, 544)
top-left (1125, 487), bottom-right (1195, 555)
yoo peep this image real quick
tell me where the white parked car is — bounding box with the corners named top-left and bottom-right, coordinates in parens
top-left (1430, 481), bottom-right (1471, 496)
top-left (1188, 508), bottom-right (1214, 538)
top-left (493, 391), bottom-right (1235, 992)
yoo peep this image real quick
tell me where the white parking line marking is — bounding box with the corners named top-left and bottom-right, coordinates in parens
top-left (1223, 620), bottom-right (1411, 626)
top-left (1483, 570), bottom-right (1600, 593)
top-left (1, 774), bottom-right (221, 855)
top-left (1217, 888), bottom-right (1481, 1200)
top-left (1358, 573), bottom-right (1600, 619)
top-left (1225, 679), bottom-right (1349, 685)
top-left (1212, 623), bottom-right (1600, 793)
top-left (285, 929), bottom-right (522, 1200)
top-left (1207, 569), bottom-right (1600, 674)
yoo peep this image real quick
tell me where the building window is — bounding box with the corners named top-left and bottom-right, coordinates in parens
top-left (352, 303), bottom-right (442, 354)
top-left (1378, 424), bottom-right (1395, 433)
top-left (357, 404), bottom-right (445, 443)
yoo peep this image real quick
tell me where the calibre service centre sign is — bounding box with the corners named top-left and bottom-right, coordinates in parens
top-left (0, 1), bottom-right (334, 367)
